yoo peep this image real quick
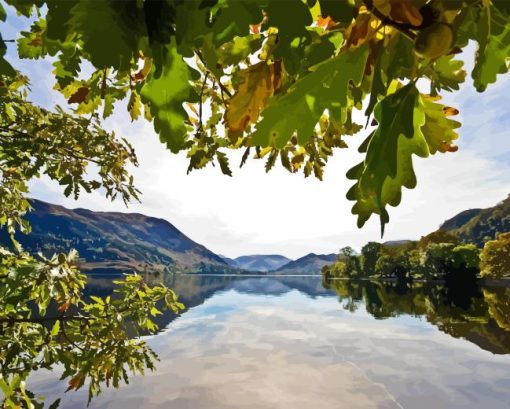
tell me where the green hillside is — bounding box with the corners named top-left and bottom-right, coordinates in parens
top-left (440, 195), bottom-right (510, 246)
top-left (0, 200), bottom-right (232, 274)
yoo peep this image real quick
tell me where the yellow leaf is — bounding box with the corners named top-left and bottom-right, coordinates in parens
top-left (128, 90), bottom-right (141, 122)
top-left (224, 61), bottom-right (282, 134)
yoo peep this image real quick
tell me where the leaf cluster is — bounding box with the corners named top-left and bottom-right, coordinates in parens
top-left (3, 0), bottom-right (507, 231)
top-left (0, 248), bottom-right (184, 408)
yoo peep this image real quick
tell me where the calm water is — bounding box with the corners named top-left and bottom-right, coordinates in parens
top-left (30, 274), bottom-right (510, 409)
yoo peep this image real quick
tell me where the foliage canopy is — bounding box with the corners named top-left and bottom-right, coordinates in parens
top-left (1, 1), bottom-right (510, 406)
top-left (2, 0), bottom-right (509, 232)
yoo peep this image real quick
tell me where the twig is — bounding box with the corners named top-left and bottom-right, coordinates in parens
top-left (60, 319), bottom-right (85, 351)
top-left (194, 49), bottom-right (232, 98)
top-left (198, 71), bottom-right (210, 132)
top-left (363, 0), bottom-right (417, 41)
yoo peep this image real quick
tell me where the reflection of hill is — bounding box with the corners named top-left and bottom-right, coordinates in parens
top-left (86, 275), bottom-right (334, 331)
top-left (324, 279), bottom-right (510, 355)
top-left (86, 274), bottom-right (510, 355)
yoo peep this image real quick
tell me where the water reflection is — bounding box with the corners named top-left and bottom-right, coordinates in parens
top-left (323, 278), bottom-right (510, 355)
top-left (86, 273), bottom-right (510, 355)
top-left (29, 274), bottom-right (510, 409)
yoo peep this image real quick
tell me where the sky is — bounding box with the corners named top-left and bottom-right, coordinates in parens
top-left (2, 7), bottom-right (509, 259)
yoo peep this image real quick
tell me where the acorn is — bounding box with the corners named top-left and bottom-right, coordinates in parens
top-left (414, 22), bottom-right (454, 59)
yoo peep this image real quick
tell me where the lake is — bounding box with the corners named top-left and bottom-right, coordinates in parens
top-left (29, 274), bottom-right (510, 408)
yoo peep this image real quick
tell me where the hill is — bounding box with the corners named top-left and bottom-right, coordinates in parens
top-left (274, 253), bottom-right (337, 274)
top-left (0, 200), bottom-right (231, 274)
top-left (223, 254), bottom-right (292, 272)
top-left (440, 195), bottom-right (510, 246)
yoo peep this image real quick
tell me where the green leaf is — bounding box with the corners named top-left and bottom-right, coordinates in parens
top-left (50, 320), bottom-right (60, 337)
top-left (216, 151), bottom-right (232, 176)
top-left (216, 34), bottom-right (263, 67)
top-left (0, 33), bottom-right (16, 77)
top-left (48, 399), bottom-right (61, 409)
top-left (265, 0), bottom-right (313, 74)
top-left (53, 43), bottom-right (81, 88)
top-left (428, 55), bottom-right (467, 93)
top-left (127, 90), bottom-right (142, 122)
top-left (209, 0), bottom-right (265, 47)
top-left (17, 19), bottom-right (60, 59)
top-left (317, 0), bottom-right (357, 27)
top-left (66, 0), bottom-right (141, 70)
top-left (472, 4), bottom-right (510, 92)
top-left (346, 84), bottom-right (429, 233)
top-left (419, 95), bottom-right (461, 154)
top-left (0, 2), bottom-right (6, 22)
top-left (300, 28), bottom-right (341, 73)
top-left (141, 39), bottom-right (199, 153)
top-left (252, 45), bottom-right (368, 147)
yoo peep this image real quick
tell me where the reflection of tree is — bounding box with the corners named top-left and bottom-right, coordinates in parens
top-left (483, 287), bottom-right (510, 331)
top-left (323, 278), bottom-right (510, 355)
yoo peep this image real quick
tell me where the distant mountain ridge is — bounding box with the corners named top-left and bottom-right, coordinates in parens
top-left (0, 200), bottom-right (230, 274)
top-left (439, 195), bottom-right (510, 246)
top-left (221, 254), bottom-right (291, 272)
top-left (275, 253), bottom-right (337, 274)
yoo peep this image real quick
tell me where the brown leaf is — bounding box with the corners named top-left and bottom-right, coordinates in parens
top-left (345, 12), bottom-right (372, 48)
top-left (389, 0), bottom-right (423, 27)
top-left (57, 302), bottom-right (70, 313)
top-left (29, 38), bottom-right (43, 47)
top-left (67, 87), bottom-right (89, 104)
top-left (443, 106), bottom-right (459, 116)
top-left (272, 60), bottom-right (282, 91)
top-left (133, 58), bottom-right (152, 82)
top-left (67, 373), bottom-right (84, 391)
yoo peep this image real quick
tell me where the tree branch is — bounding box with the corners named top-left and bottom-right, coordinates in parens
top-left (0, 315), bottom-right (89, 324)
top-left (194, 49), bottom-right (232, 98)
top-left (363, 0), bottom-right (417, 41)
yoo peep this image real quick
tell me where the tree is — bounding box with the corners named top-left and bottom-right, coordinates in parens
top-left (339, 246), bottom-right (361, 276)
top-left (0, 72), bottom-right (184, 407)
top-left (419, 230), bottom-right (461, 251)
top-left (480, 232), bottom-right (510, 279)
top-left (374, 252), bottom-right (409, 279)
top-left (374, 254), bottom-right (395, 278)
top-left (450, 244), bottom-right (480, 272)
top-left (1, 0), bottom-right (509, 232)
top-left (360, 241), bottom-right (383, 276)
top-left (421, 242), bottom-right (456, 278)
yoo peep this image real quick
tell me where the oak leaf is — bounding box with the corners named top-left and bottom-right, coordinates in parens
top-left (224, 61), bottom-right (282, 134)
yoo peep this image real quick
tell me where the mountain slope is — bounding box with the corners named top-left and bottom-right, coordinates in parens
top-left (440, 195), bottom-right (510, 246)
top-left (275, 253), bottom-right (337, 274)
top-left (223, 255), bottom-right (292, 272)
top-left (0, 200), bottom-right (229, 274)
